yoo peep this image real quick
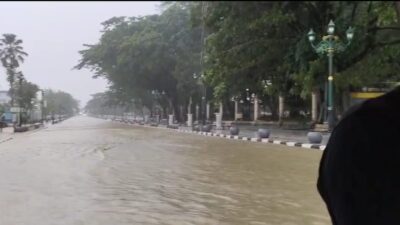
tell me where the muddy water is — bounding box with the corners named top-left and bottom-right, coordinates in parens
top-left (0, 116), bottom-right (330, 225)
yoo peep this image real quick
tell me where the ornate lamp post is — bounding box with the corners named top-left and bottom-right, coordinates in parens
top-left (307, 20), bottom-right (354, 130)
top-left (245, 88), bottom-right (251, 120)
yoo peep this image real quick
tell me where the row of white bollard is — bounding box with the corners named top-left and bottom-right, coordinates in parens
top-left (166, 112), bottom-right (221, 129)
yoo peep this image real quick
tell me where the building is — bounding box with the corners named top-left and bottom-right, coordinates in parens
top-left (0, 90), bottom-right (10, 105)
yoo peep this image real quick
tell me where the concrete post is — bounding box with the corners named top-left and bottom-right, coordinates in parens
top-left (253, 96), bottom-right (259, 122)
top-left (279, 95), bottom-right (284, 120)
top-left (188, 97), bottom-right (192, 115)
top-left (206, 102), bottom-right (210, 121)
top-left (168, 114), bottom-right (174, 126)
top-left (219, 102), bottom-right (223, 121)
top-left (215, 113), bottom-right (222, 130)
top-left (144, 115), bottom-right (149, 123)
top-left (234, 100), bottom-right (239, 120)
top-left (187, 113), bottom-right (193, 127)
top-left (311, 91), bottom-right (318, 122)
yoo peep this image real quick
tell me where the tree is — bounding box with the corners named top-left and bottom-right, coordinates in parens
top-left (85, 92), bottom-right (110, 116)
top-left (75, 3), bottom-right (203, 122)
top-left (14, 77), bottom-right (39, 112)
top-left (198, 1), bottom-right (400, 124)
top-left (201, 2), bottom-right (300, 121)
top-left (291, 1), bottom-right (400, 121)
top-left (43, 89), bottom-right (79, 117)
top-left (0, 34), bottom-right (28, 106)
top-left (77, 1), bottom-right (400, 125)
top-left (13, 77), bottom-right (39, 125)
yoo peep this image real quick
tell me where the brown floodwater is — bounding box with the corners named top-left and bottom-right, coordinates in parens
top-left (0, 116), bottom-right (330, 225)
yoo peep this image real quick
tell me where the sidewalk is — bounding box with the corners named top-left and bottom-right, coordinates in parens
top-left (226, 124), bottom-right (330, 145)
top-left (0, 131), bottom-right (13, 143)
top-left (0, 122), bottom-right (48, 143)
top-left (101, 116), bottom-right (329, 150)
top-left (179, 123), bottom-right (330, 145)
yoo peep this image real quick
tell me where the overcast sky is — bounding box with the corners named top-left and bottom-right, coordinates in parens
top-left (0, 1), bottom-right (160, 107)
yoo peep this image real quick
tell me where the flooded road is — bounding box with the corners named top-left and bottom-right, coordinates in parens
top-left (0, 116), bottom-right (329, 225)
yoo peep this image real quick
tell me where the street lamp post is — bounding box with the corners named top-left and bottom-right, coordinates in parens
top-left (151, 90), bottom-right (157, 119)
top-left (246, 88), bottom-right (250, 120)
top-left (307, 20), bottom-right (354, 130)
top-left (40, 90), bottom-right (45, 124)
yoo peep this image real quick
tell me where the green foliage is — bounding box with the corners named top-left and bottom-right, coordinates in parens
top-left (80, 1), bottom-right (400, 121)
top-left (15, 77), bottom-right (39, 111)
top-left (0, 34), bottom-right (28, 68)
top-left (0, 33), bottom-right (28, 105)
top-left (44, 89), bottom-right (79, 116)
top-left (76, 2), bottom-right (203, 120)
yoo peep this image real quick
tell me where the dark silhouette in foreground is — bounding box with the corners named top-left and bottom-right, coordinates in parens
top-left (318, 87), bottom-right (400, 225)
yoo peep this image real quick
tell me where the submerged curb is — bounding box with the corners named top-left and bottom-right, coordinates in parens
top-left (104, 118), bottom-right (326, 151)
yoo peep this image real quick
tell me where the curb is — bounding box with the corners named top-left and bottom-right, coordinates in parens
top-left (174, 128), bottom-right (325, 151)
top-left (0, 137), bottom-right (13, 144)
top-left (2, 123), bottom-right (45, 134)
top-left (101, 117), bottom-right (326, 151)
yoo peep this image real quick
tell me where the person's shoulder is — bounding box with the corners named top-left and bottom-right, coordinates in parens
top-left (327, 90), bottom-right (399, 148)
top-left (341, 87), bottom-right (400, 123)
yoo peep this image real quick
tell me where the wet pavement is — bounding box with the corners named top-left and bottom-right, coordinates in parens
top-left (0, 116), bottom-right (330, 225)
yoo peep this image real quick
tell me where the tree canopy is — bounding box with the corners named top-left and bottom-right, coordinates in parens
top-left (43, 89), bottom-right (80, 117)
top-left (79, 1), bottom-right (400, 122)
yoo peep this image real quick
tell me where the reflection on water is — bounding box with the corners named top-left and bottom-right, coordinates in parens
top-left (0, 116), bottom-right (329, 225)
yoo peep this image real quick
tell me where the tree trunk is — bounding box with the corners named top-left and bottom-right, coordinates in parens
top-left (395, 1), bottom-right (400, 21)
top-left (179, 105), bottom-right (184, 123)
top-left (316, 82), bottom-right (328, 124)
top-left (162, 106), bottom-right (167, 119)
top-left (174, 104), bottom-right (181, 122)
top-left (268, 95), bottom-right (278, 121)
top-left (169, 97), bottom-right (181, 122)
top-left (187, 97), bottom-right (192, 114)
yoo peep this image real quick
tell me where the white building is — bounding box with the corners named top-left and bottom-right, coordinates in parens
top-left (0, 90), bottom-right (10, 105)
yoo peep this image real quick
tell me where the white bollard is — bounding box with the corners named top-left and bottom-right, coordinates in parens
top-left (254, 96), bottom-right (259, 121)
top-left (187, 113), bottom-right (193, 127)
top-left (168, 114), bottom-right (174, 126)
top-left (206, 102), bottom-right (210, 121)
top-left (219, 102), bottom-right (223, 121)
top-left (234, 100), bottom-right (239, 120)
top-left (215, 113), bottom-right (222, 130)
top-left (311, 92), bottom-right (318, 122)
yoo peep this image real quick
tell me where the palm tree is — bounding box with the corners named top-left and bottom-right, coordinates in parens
top-left (0, 34), bottom-right (28, 106)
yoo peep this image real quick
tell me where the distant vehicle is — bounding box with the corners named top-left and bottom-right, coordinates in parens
top-left (0, 121), bottom-right (7, 128)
